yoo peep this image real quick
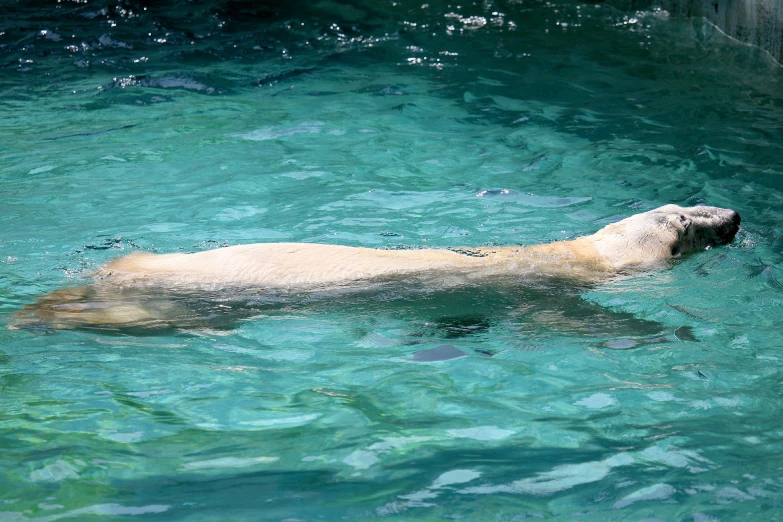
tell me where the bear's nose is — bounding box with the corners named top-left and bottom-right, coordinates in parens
top-left (718, 210), bottom-right (741, 243)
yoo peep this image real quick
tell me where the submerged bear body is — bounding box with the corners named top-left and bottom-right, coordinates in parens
top-left (10, 204), bottom-right (740, 331)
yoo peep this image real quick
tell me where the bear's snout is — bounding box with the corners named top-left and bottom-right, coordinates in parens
top-left (721, 210), bottom-right (742, 243)
top-left (718, 210), bottom-right (741, 244)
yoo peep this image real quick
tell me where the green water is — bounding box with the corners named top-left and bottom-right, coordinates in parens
top-left (2, 0), bottom-right (783, 519)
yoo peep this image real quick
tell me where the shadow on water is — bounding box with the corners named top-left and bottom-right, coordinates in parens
top-left (8, 277), bottom-right (666, 346)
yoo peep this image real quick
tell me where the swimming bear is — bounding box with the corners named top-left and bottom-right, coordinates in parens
top-left (10, 204), bottom-right (740, 331)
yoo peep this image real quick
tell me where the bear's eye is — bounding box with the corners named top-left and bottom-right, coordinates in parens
top-left (679, 215), bottom-right (690, 230)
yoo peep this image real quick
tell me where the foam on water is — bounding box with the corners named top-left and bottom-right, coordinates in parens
top-left (1, 0), bottom-right (783, 520)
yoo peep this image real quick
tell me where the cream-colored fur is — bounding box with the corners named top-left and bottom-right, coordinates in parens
top-left (96, 204), bottom-right (739, 289)
top-left (10, 204), bottom-right (739, 330)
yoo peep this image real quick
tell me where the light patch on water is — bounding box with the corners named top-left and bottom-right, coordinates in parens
top-left (368, 436), bottom-right (436, 453)
top-left (103, 431), bottom-right (144, 443)
top-left (29, 461), bottom-right (80, 482)
top-left (489, 97), bottom-right (568, 123)
top-left (459, 453), bottom-right (634, 496)
top-left (109, 75), bottom-right (213, 92)
top-left (431, 469), bottom-right (482, 488)
top-left (214, 206), bottom-right (268, 221)
top-left (377, 468), bottom-right (482, 514)
top-left (224, 228), bottom-right (292, 240)
top-left (195, 423), bottom-right (223, 430)
top-left (0, 512), bottom-right (26, 522)
top-left (199, 414), bottom-right (320, 432)
top-left (396, 489), bottom-right (438, 507)
top-left (301, 455), bottom-right (333, 463)
top-left (574, 392), bottom-right (617, 409)
top-left (685, 484), bottom-right (717, 495)
top-left (714, 396), bottom-right (741, 407)
top-left (356, 331), bottom-right (404, 348)
top-left (746, 485), bottom-right (772, 498)
top-left (324, 189), bottom-right (451, 211)
top-left (139, 222), bottom-right (186, 232)
top-left (730, 334), bottom-right (750, 348)
top-left (38, 503), bottom-right (65, 511)
top-left (238, 413), bottom-right (321, 428)
top-left (28, 166), bottom-right (56, 174)
top-left (212, 366), bottom-right (257, 373)
top-left (447, 426), bottom-right (515, 441)
top-left (641, 443), bottom-right (711, 473)
top-left (715, 486), bottom-right (755, 504)
top-left (98, 34), bottom-right (132, 48)
top-left (343, 450), bottom-right (379, 470)
top-left (230, 121), bottom-right (324, 141)
top-left (480, 164), bottom-right (514, 174)
top-left (511, 455), bottom-right (632, 495)
top-left (148, 77), bottom-right (204, 89)
top-left (613, 483), bottom-right (676, 509)
top-left (92, 338), bottom-right (188, 349)
top-left (604, 338), bottom-right (638, 350)
top-left (474, 189), bottom-right (591, 208)
top-left (344, 436), bottom-right (437, 470)
top-left (213, 343), bottom-right (256, 355)
top-left (40, 29), bottom-right (61, 41)
top-left (646, 391), bottom-right (686, 402)
top-left (690, 514), bottom-right (719, 522)
top-left (336, 217), bottom-right (391, 227)
top-left (126, 389), bottom-right (173, 399)
top-left (37, 503), bottom-right (169, 520)
top-left (255, 349), bottom-right (313, 362)
top-left (281, 171), bottom-right (327, 180)
top-left (181, 456), bottom-right (278, 470)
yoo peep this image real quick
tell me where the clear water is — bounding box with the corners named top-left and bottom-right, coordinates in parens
top-left (1, 0), bottom-right (783, 519)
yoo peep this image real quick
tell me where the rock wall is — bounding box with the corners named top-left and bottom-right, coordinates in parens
top-left (608, 0), bottom-right (783, 62)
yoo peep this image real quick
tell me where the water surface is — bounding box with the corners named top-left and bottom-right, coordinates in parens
top-left (2, 0), bottom-right (783, 520)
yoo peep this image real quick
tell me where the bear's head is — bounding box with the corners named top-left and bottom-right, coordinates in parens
top-left (589, 204), bottom-right (740, 271)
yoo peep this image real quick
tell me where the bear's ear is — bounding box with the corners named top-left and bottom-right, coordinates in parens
top-left (667, 214), bottom-right (691, 237)
top-left (667, 214), bottom-right (692, 257)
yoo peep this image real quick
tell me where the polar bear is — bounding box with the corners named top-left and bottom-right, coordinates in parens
top-left (10, 204), bottom-right (739, 331)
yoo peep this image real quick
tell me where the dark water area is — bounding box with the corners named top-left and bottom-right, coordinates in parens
top-left (4, 0), bottom-right (782, 190)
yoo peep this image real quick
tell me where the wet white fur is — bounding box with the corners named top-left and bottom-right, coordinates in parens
top-left (97, 204), bottom-right (739, 290)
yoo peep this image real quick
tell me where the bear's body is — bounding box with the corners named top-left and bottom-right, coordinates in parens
top-left (97, 238), bottom-right (608, 290)
top-left (10, 204), bottom-right (740, 331)
top-left (96, 204), bottom-right (740, 290)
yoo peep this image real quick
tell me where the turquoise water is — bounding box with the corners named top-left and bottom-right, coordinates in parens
top-left (2, 0), bottom-right (783, 519)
